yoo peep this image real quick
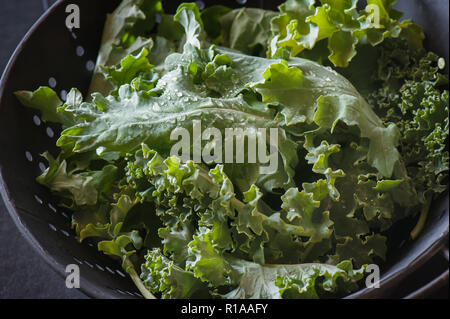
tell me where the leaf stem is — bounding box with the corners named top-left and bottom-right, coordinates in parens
top-left (124, 258), bottom-right (156, 299)
top-left (410, 197), bottom-right (432, 240)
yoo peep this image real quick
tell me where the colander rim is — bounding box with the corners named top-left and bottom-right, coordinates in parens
top-left (0, 0), bottom-right (119, 299)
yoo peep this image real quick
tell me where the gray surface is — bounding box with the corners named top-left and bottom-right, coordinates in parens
top-left (0, 0), bottom-right (87, 299)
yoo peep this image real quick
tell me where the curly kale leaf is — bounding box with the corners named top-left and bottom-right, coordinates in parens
top-left (368, 40), bottom-right (449, 203)
top-left (269, 0), bottom-right (424, 67)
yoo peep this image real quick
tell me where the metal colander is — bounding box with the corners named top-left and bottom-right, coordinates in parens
top-left (0, 0), bottom-right (448, 299)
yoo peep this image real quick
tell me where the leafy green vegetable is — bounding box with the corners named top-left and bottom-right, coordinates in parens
top-left (224, 259), bottom-right (365, 299)
top-left (14, 0), bottom-right (448, 299)
top-left (15, 87), bottom-right (73, 126)
top-left (367, 39), bottom-right (449, 203)
top-left (219, 7), bottom-right (278, 57)
top-left (268, 0), bottom-right (424, 67)
top-left (141, 248), bottom-right (209, 299)
top-left (89, 0), bottom-right (163, 96)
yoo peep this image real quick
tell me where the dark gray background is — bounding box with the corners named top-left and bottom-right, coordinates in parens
top-left (0, 0), bottom-right (447, 299)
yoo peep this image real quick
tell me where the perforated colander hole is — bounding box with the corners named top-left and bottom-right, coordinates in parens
top-left (87, 242), bottom-right (95, 247)
top-left (48, 77), bottom-right (57, 88)
top-left (115, 289), bottom-right (126, 295)
top-left (397, 239), bottom-right (406, 248)
top-left (84, 260), bottom-right (94, 268)
top-left (73, 257), bottom-right (83, 265)
top-left (116, 269), bottom-right (126, 278)
top-left (86, 60), bottom-right (95, 72)
top-left (134, 292), bottom-right (143, 298)
top-left (60, 89), bottom-right (67, 101)
top-left (195, 0), bottom-right (205, 10)
top-left (76, 45), bottom-right (85, 57)
top-left (34, 195), bottom-right (43, 205)
top-left (125, 291), bottom-right (135, 297)
top-left (105, 266), bottom-right (115, 275)
top-left (38, 162), bottom-right (47, 172)
top-left (69, 28), bottom-right (77, 39)
top-left (33, 115), bottom-right (41, 126)
top-left (95, 264), bottom-right (105, 271)
top-left (46, 127), bottom-right (55, 138)
top-left (48, 203), bottom-right (57, 213)
top-left (236, 0), bottom-right (247, 4)
top-left (48, 223), bottom-right (57, 232)
top-left (60, 229), bottom-right (70, 237)
top-left (25, 151), bottom-right (33, 162)
top-left (61, 212), bottom-right (70, 219)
